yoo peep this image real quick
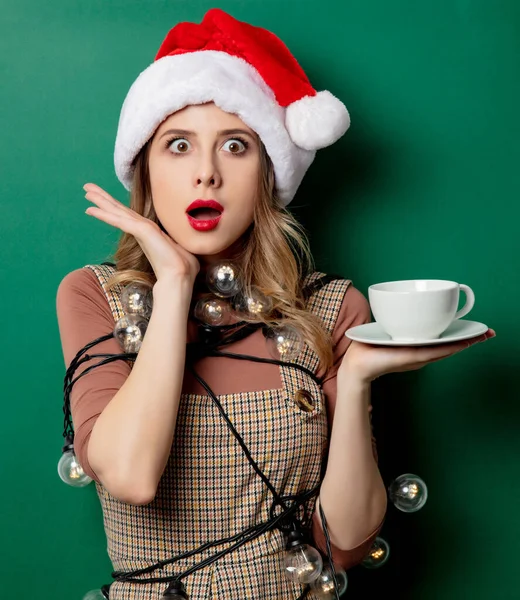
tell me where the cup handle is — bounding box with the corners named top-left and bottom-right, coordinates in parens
top-left (454, 284), bottom-right (475, 320)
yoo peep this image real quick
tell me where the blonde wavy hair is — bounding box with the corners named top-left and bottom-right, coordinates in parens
top-left (104, 133), bottom-right (334, 371)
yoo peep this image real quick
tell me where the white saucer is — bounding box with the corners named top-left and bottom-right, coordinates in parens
top-left (345, 319), bottom-right (489, 346)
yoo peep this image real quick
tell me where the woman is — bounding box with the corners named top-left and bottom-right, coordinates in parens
top-left (56, 9), bottom-right (495, 600)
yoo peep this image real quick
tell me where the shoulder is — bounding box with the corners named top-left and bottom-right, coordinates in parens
top-left (57, 266), bottom-right (102, 295)
top-left (56, 266), bottom-right (112, 320)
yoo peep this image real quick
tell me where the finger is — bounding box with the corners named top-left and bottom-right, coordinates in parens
top-left (413, 339), bottom-right (477, 362)
top-left (84, 190), bottom-right (134, 218)
top-left (426, 334), bottom-right (490, 360)
top-left (409, 344), bottom-right (470, 367)
top-left (465, 332), bottom-right (494, 346)
top-left (83, 183), bottom-right (123, 208)
top-left (85, 191), bottom-right (123, 216)
top-left (83, 182), bottom-right (112, 199)
top-left (87, 205), bottom-right (158, 246)
top-left (85, 205), bottom-right (137, 233)
top-left (83, 186), bottom-right (121, 204)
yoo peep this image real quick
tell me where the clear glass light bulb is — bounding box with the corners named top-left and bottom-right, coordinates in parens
top-left (233, 286), bottom-right (273, 316)
top-left (121, 282), bottom-right (152, 318)
top-left (82, 591), bottom-right (106, 600)
top-left (58, 451), bottom-right (92, 487)
top-left (388, 473), bottom-right (428, 512)
top-left (361, 536), bottom-right (390, 569)
top-left (193, 298), bottom-right (232, 326)
top-left (206, 262), bottom-right (241, 298)
top-left (310, 562), bottom-right (348, 597)
top-left (265, 325), bottom-right (303, 361)
top-left (146, 290), bottom-right (154, 316)
top-left (283, 543), bottom-right (323, 584)
top-left (114, 314), bottom-right (149, 353)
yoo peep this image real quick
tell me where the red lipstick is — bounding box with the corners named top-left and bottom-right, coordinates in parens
top-left (186, 199), bottom-right (224, 232)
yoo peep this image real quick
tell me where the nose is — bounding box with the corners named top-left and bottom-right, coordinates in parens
top-left (194, 153), bottom-right (222, 189)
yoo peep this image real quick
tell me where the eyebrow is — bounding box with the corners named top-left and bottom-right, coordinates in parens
top-left (159, 128), bottom-right (256, 140)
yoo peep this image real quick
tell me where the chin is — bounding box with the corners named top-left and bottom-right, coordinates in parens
top-left (182, 236), bottom-right (235, 258)
top-left (170, 220), bottom-right (252, 259)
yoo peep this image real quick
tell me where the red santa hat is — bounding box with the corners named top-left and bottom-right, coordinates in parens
top-left (114, 8), bottom-right (350, 206)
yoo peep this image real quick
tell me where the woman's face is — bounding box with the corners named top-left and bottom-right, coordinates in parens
top-left (148, 102), bottom-right (261, 265)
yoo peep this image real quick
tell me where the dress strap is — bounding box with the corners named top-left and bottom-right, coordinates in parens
top-left (82, 262), bottom-right (124, 323)
top-left (299, 271), bottom-right (353, 374)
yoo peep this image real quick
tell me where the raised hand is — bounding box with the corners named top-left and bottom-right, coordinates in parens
top-left (83, 182), bottom-right (200, 284)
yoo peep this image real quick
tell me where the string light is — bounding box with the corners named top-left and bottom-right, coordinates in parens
top-left (57, 434), bottom-right (92, 487)
top-left (233, 285), bottom-right (273, 316)
top-left (59, 266), bottom-right (420, 597)
top-left (193, 297), bottom-right (233, 326)
top-left (206, 261), bottom-right (242, 298)
top-left (264, 324), bottom-right (304, 361)
top-left (82, 591), bottom-right (105, 600)
top-left (282, 527), bottom-right (323, 584)
top-left (113, 314), bottom-right (149, 353)
top-left (82, 584), bottom-right (110, 600)
top-left (310, 561), bottom-right (348, 598)
top-left (388, 473), bottom-right (428, 512)
top-left (120, 282), bottom-right (153, 318)
top-left (361, 536), bottom-right (390, 569)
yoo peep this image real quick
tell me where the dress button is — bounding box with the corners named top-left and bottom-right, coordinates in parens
top-left (293, 389), bottom-right (315, 412)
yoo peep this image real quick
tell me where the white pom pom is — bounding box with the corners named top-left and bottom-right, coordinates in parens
top-left (285, 90), bottom-right (351, 150)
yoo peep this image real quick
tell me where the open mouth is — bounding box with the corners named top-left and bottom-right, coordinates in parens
top-left (187, 207), bottom-right (222, 220)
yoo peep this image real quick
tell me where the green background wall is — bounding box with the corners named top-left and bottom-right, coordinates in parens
top-left (1, 1), bottom-right (518, 598)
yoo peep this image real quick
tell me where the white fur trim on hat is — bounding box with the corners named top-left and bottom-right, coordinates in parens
top-left (285, 90), bottom-right (351, 151)
top-left (114, 50), bottom-right (316, 206)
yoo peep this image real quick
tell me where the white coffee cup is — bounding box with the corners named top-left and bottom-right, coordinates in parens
top-left (368, 280), bottom-right (475, 341)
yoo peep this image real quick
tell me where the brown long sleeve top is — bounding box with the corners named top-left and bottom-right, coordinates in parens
top-left (56, 267), bottom-right (384, 571)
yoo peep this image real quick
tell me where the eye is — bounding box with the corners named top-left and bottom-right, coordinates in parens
top-left (222, 137), bottom-right (249, 154)
top-left (164, 136), bottom-right (249, 155)
top-left (166, 137), bottom-right (191, 153)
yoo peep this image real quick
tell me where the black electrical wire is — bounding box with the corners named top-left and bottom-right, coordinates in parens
top-left (318, 500), bottom-right (341, 596)
top-left (62, 273), bottom-right (344, 599)
top-left (189, 362), bottom-right (288, 509)
top-left (63, 340), bottom-right (327, 592)
top-left (113, 491), bottom-right (314, 583)
top-left (202, 349), bottom-right (323, 384)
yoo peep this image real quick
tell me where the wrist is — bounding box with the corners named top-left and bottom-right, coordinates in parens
top-left (152, 277), bottom-right (194, 315)
top-left (337, 362), bottom-right (373, 390)
top-left (153, 274), bottom-right (194, 298)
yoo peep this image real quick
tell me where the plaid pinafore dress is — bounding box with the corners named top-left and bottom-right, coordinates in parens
top-left (84, 264), bottom-right (352, 600)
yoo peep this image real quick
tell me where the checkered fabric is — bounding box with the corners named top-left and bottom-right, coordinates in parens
top-left (83, 264), bottom-right (352, 599)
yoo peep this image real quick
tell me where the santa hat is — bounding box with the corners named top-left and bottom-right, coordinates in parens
top-left (114, 8), bottom-right (350, 206)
